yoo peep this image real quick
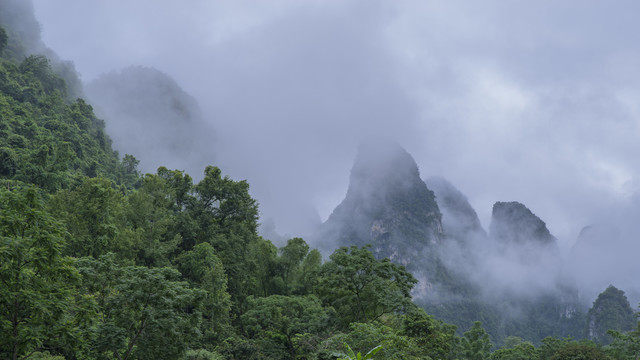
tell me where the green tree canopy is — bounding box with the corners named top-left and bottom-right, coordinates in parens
top-left (48, 176), bottom-right (133, 259)
top-left (175, 242), bottom-right (231, 342)
top-left (241, 295), bottom-right (330, 360)
top-left (315, 245), bottom-right (417, 327)
top-left (402, 308), bottom-right (457, 359)
top-left (0, 186), bottom-right (81, 360)
top-left (549, 343), bottom-right (611, 360)
top-left (608, 315), bottom-right (640, 360)
top-left (0, 26), bottom-right (7, 54)
top-left (462, 321), bottom-right (493, 360)
top-left (587, 285), bottom-right (636, 345)
top-left (319, 322), bottom-right (424, 360)
top-left (76, 254), bottom-right (204, 360)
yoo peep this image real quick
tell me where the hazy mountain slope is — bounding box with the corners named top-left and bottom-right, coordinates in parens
top-left (586, 285), bottom-right (636, 345)
top-left (312, 141), bottom-right (474, 303)
top-left (426, 176), bottom-right (487, 244)
top-left (0, 0), bottom-right (83, 98)
top-left (314, 140), bottom-right (443, 260)
top-left (85, 66), bottom-right (215, 175)
top-left (314, 142), bottom-right (589, 344)
top-left (490, 201), bottom-right (558, 247)
top-left (567, 222), bottom-right (640, 307)
top-left (313, 142), bottom-right (486, 333)
top-left (0, 30), bottom-right (134, 190)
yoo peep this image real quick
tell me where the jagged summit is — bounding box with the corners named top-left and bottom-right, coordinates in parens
top-left (315, 140), bottom-right (442, 263)
top-left (346, 140), bottom-right (422, 200)
top-left (426, 176), bottom-right (486, 243)
top-left (490, 201), bottom-right (557, 246)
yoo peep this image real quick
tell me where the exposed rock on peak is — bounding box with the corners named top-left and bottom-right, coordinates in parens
top-left (317, 141), bottom-right (442, 259)
top-left (426, 176), bottom-right (486, 243)
top-left (490, 201), bottom-right (557, 246)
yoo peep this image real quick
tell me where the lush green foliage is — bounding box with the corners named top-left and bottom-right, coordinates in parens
top-left (607, 318), bottom-right (640, 360)
top-left (337, 343), bottom-right (382, 360)
top-left (0, 186), bottom-right (83, 360)
top-left (0, 52), bottom-right (138, 192)
top-left (76, 254), bottom-right (204, 360)
top-left (0, 27), bottom-right (7, 55)
top-left (587, 286), bottom-right (636, 345)
top-left (315, 245), bottom-right (417, 327)
top-left (549, 343), bottom-right (611, 360)
top-left (241, 295), bottom-right (329, 359)
top-left (2, 18), bottom-right (640, 359)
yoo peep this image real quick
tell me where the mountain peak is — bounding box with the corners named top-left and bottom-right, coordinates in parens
top-left (426, 176), bottom-right (486, 242)
top-left (490, 201), bottom-right (557, 246)
top-left (316, 140), bottom-right (443, 261)
top-left (346, 140), bottom-right (421, 201)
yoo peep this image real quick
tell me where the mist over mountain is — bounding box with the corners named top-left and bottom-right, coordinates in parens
top-left (313, 142), bottom-right (599, 343)
top-left (85, 66), bottom-right (215, 176)
top-left (426, 176), bottom-right (486, 244)
top-left (0, 0), bottom-right (82, 98)
top-left (490, 202), bottom-right (558, 247)
top-left (312, 140), bottom-right (442, 257)
top-left (5, 1), bottom-right (640, 357)
top-left (586, 285), bottom-right (636, 345)
top-left (311, 141), bottom-right (473, 304)
top-left (0, 0), bottom-right (43, 60)
top-left (566, 214), bottom-right (640, 306)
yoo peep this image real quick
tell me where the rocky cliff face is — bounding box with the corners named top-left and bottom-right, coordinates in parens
top-left (490, 201), bottom-right (557, 246)
top-left (316, 141), bottom-right (443, 262)
top-left (489, 201), bottom-right (561, 269)
top-left (313, 141), bottom-right (454, 303)
top-left (314, 142), bottom-right (588, 344)
top-left (426, 176), bottom-right (486, 244)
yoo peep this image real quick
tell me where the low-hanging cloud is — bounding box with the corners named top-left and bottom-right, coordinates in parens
top-left (30, 0), bottom-right (640, 250)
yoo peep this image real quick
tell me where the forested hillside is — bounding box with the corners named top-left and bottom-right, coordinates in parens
top-left (2, 2), bottom-right (640, 359)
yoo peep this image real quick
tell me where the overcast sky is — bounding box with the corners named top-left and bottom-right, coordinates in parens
top-left (31, 0), bottom-right (640, 251)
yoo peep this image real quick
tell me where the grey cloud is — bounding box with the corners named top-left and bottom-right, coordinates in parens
top-left (30, 0), bottom-right (640, 252)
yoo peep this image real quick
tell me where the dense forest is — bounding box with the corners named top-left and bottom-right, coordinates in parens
top-left (1, 3), bottom-right (640, 360)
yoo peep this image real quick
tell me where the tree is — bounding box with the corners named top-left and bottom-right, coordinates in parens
top-left (19, 55), bottom-right (66, 97)
top-left (175, 242), bottom-right (231, 343)
top-left (0, 186), bottom-right (81, 360)
top-left (337, 343), bottom-right (382, 360)
top-left (539, 337), bottom-right (567, 360)
top-left (125, 173), bottom-right (182, 267)
top-left (298, 248), bottom-right (322, 295)
top-left (193, 165), bottom-right (258, 234)
top-left (76, 254), bottom-right (204, 360)
top-left (0, 26), bottom-right (7, 54)
top-left (315, 245), bottom-right (417, 327)
top-left (48, 177), bottom-right (133, 259)
top-left (587, 285), bottom-right (636, 345)
top-left (319, 323), bottom-right (423, 360)
top-left (279, 237), bottom-right (310, 293)
top-left (608, 316), bottom-right (640, 360)
top-left (491, 341), bottom-right (539, 360)
top-left (241, 295), bottom-right (330, 360)
top-left (549, 343), bottom-right (611, 360)
top-left (190, 166), bottom-right (261, 314)
top-left (462, 321), bottom-right (493, 360)
top-left (402, 308), bottom-right (457, 359)
top-left (249, 237), bottom-right (280, 296)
